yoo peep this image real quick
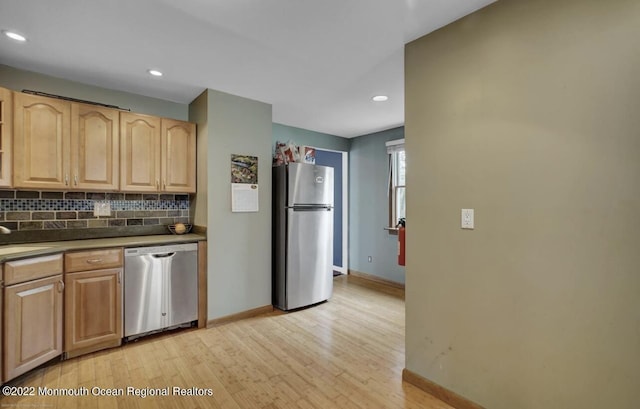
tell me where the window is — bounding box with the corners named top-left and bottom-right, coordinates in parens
top-left (386, 139), bottom-right (405, 229)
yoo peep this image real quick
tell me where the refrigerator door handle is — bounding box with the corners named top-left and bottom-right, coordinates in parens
top-left (286, 205), bottom-right (333, 211)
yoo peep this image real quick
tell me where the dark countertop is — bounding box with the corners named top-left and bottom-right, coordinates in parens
top-left (0, 233), bottom-right (206, 263)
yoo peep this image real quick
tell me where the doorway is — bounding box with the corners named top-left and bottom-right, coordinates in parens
top-left (314, 149), bottom-right (348, 275)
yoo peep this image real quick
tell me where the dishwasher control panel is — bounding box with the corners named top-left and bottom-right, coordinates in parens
top-left (124, 242), bottom-right (198, 256)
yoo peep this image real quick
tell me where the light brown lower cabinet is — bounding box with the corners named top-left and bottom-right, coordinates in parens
top-left (64, 268), bottom-right (122, 358)
top-left (4, 274), bottom-right (64, 381)
top-left (64, 248), bottom-right (123, 359)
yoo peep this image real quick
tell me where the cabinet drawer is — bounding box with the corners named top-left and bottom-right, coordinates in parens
top-left (4, 254), bottom-right (64, 285)
top-left (65, 248), bottom-right (123, 273)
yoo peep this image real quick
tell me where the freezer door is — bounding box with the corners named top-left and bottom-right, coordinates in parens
top-left (285, 207), bottom-right (333, 309)
top-left (288, 163), bottom-right (334, 206)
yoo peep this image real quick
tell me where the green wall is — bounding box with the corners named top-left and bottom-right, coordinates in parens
top-left (191, 89), bottom-right (273, 320)
top-left (349, 127), bottom-right (405, 283)
top-left (188, 90), bottom-right (209, 229)
top-left (405, 0), bottom-right (640, 408)
top-left (272, 123), bottom-right (350, 153)
top-left (0, 64), bottom-right (188, 120)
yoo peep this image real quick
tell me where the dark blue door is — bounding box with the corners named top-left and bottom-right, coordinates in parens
top-left (315, 150), bottom-right (342, 268)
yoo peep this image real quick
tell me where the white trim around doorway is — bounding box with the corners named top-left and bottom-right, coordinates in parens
top-left (315, 147), bottom-right (348, 275)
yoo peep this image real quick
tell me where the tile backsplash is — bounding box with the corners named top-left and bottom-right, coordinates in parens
top-left (0, 190), bottom-right (190, 231)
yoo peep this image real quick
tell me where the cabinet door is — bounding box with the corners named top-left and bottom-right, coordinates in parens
top-left (120, 112), bottom-right (161, 192)
top-left (4, 274), bottom-right (63, 381)
top-left (0, 87), bottom-right (12, 187)
top-left (71, 103), bottom-right (119, 191)
top-left (161, 118), bottom-right (196, 193)
top-left (13, 93), bottom-right (71, 189)
top-left (64, 269), bottom-right (122, 354)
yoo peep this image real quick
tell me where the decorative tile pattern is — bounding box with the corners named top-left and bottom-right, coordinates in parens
top-left (0, 190), bottom-right (191, 231)
top-left (0, 199), bottom-right (189, 212)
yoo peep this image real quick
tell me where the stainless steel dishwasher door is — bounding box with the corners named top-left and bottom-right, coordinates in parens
top-left (124, 243), bottom-right (198, 338)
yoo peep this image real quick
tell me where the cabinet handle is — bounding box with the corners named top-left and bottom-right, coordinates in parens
top-left (74, 174), bottom-right (78, 186)
top-left (156, 179), bottom-right (159, 190)
top-left (163, 180), bottom-right (166, 190)
top-left (118, 271), bottom-right (121, 284)
top-left (86, 258), bottom-right (103, 264)
top-left (65, 174), bottom-right (69, 186)
top-left (58, 280), bottom-right (65, 293)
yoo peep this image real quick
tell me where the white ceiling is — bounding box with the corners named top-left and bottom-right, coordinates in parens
top-left (0, 0), bottom-right (494, 138)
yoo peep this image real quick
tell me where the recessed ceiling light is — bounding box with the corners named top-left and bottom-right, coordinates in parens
top-left (372, 95), bottom-right (388, 102)
top-left (3, 30), bottom-right (27, 42)
top-left (148, 69), bottom-right (163, 77)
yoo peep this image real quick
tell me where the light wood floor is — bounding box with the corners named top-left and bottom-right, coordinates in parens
top-left (2, 275), bottom-right (452, 409)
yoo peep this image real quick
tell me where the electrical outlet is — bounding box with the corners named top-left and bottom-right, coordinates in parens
top-left (461, 208), bottom-right (474, 229)
top-left (368, 256), bottom-right (372, 263)
top-left (93, 201), bottom-right (111, 217)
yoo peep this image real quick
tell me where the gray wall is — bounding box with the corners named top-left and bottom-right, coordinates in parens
top-left (0, 64), bottom-right (188, 120)
top-left (272, 122), bottom-right (350, 152)
top-left (195, 89), bottom-right (273, 320)
top-left (349, 127), bottom-right (405, 284)
top-left (405, 0), bottom-right (640, 408)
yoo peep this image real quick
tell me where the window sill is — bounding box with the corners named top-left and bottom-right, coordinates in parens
top-left (384, 227), bottom-right (399, 236)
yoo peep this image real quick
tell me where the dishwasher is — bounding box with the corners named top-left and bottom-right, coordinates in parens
top-left (124, 243), bottom-right (198, 340)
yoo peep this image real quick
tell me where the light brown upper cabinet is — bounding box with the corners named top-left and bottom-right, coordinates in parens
top-left (71, 103), bottom-right (119, 190)
top-left (13, 93), bottom-right (120, 191)
top-left (162, 118), bottom-right (196, 193)
top-left (120, 112), bottom-right (161, 192)
top-left (121, 113), bottom-right (195, 193)
top-left (13, 92), bottom-right (71, 189)
top-left (0, 87), bottom-right (12, 187)
top-left (12, 91), bottom-right (194, 193)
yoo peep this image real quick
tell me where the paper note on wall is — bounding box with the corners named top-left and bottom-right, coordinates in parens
top-left (231, 183), bottom-right (259, 212)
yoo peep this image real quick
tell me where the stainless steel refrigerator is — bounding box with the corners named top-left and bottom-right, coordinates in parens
top-left (273, 163), bottom-right (334, 310)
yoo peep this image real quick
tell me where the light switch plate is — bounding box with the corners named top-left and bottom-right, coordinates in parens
top-left (461, 208), bottom-right (474, 229)
top-left (93, 201), bottom-right (111, 217)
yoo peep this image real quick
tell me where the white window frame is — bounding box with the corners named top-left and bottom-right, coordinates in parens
top-left (386, 139), bottom-right (405, 231)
